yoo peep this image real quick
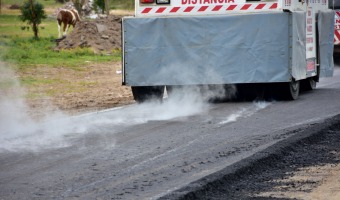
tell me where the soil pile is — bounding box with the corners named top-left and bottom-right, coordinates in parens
top-left (55, 15), bottom-right (122, 53)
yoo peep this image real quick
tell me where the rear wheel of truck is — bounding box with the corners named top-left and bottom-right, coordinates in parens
top-left (131, 86), bottom-right (165, 103)
top-left (301, 78), bottom-right (316, 91)
top-left (281, 80), bottom-right (300, 100)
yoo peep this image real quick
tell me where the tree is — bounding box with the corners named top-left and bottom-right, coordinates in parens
top-left (19, 0), bottom-right (47, 39)
top-left (104, 0), bottom-right (109, 15)
top-left (93, 0), bottom-right (110, 15)
top-left (93, 0), bottom-right (105, 14)
top-left (73, 0), bottom-right (82, 14)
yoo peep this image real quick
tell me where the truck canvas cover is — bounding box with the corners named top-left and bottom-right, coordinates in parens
top-left (123, 11), bottom-right (334, 86)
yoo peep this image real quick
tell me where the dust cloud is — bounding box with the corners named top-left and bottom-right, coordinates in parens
top-left (0, 63), bottom-right (219, 152)
top-left (0, 61), bottom-right (263, 152)
top-left (0, 62), bottom-right (78, 152)
top-left (86, 86), bottom-right (212, 127)
top-left (219, 101), bottom-right (271, 125)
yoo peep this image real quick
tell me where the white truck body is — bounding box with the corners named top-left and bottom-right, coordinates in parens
top-left (122, 0), bottom-right (334, 101)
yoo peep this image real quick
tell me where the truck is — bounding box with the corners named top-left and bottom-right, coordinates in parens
top-left (122, 0), bottom-right (335, 102)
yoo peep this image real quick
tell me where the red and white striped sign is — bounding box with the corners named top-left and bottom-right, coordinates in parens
top-left (334, 11), bottom-right (340, 45)
top-left (137, 2), bottom-right (278, 17)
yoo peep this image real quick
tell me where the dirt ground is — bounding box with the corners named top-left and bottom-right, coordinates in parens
top-left (19, 61), bottom-right (134, 117)
top-left (55, 15), bottom-right (122, 53)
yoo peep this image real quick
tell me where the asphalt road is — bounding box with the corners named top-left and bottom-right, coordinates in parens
top-left (1, 67), bottom-right (340, 200)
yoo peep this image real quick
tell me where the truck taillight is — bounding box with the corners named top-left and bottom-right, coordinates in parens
top-left (140, 0), bottom-right (154, 3)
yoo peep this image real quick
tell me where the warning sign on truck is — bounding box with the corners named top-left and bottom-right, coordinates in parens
top-left (335, 11), bottom-right (340, 45)
top-left (306, 6), bottom-right (316, 60)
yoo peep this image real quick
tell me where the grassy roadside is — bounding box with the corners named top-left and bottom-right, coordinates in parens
top-left (0, 3), bottom-right (128, 113)
top-left (0, 14), bottom-right (119, 68)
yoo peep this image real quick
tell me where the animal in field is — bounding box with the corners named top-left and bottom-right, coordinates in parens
top-left (57, 8), bottom-right (80, 38)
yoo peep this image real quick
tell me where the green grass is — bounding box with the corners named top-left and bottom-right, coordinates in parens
top-left (21, 76), bottom-right (66, 86)
top-left (2, 0), bottom-right (62, 8)
top-left (2, 0), bottom-right (26, 5)
top-left (2, 0), bottom-right (134, 10)
top-left (0, 15), bottom-right (57, 38)
top-left (1, 36), bottom-right (120, 69)
top-left (0, 13), bottom-right (121, 69)
top-left (110, 0), bottom-right (134, 10)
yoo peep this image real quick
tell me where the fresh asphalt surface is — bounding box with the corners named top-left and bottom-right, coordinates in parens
top-left (1, 67), bottom-right (340, 199)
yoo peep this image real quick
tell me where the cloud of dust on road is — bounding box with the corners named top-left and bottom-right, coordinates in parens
top-left (80, 86), bottom-right (214, 130)
top-left (0, 62), bottom-right (81, 152)
top-left (0, 60), bottom-right (238, 152)
top-left (84, 61), bottom-right (238, 128)
top-left (0, 63), bottom-right (216, 152)
top-left (219, 101), bottom-right (271, 125)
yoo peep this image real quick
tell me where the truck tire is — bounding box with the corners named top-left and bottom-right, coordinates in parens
top-left (131, 86), bottom-right (164, 103)
top-left (301, 78), bottom-right (316, 91)
top-left (282, 80), bottom-right (300, 100)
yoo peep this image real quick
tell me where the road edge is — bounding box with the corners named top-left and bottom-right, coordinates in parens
top-left (159, 114), bottom-right (340, 200)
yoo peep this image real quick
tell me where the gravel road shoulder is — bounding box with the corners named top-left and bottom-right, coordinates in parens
top-left (162, 114), bottom-right (340, 200)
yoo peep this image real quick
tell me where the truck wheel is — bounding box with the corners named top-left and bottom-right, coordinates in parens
top-left (131, 86), bottom-right (164, 103)
top-left (301, 78), bottom-right (316, 91)
top-left (282, 80), bottom-right (300, 100)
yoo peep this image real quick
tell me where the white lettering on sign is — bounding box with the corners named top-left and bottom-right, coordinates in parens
top-left (182, 0), bottom-right (235, 5)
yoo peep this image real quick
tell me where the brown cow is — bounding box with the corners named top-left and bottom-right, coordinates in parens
top-left (57, 9), bottom-right (80, 38)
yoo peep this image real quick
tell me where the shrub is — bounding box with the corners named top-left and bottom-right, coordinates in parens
top-left (19, 0), bottom-right (47, 39)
